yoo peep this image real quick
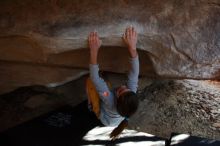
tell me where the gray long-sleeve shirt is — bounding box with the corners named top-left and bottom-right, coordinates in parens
top-left (89, 56), bottom-right (139, 126)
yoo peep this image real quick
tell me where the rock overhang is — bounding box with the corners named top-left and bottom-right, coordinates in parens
top-left (0, 0), bottom-right (220, 93)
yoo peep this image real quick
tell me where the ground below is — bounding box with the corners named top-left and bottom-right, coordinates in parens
top-left (0, 73), bottom-right (219, 140)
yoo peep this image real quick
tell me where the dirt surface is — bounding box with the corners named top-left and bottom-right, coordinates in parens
top-left (0, 73), bottom-right (219, 140)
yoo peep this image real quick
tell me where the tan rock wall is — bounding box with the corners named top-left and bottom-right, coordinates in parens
top-left (0, 0), bottom-right (220, 93)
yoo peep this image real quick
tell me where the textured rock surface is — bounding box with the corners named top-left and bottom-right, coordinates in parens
top-left (0, 61), bottom-right (88, 94)
top-left (0, 0), bottom-right (220, 93)
top-left (132, 79), bottom-right (220, 139)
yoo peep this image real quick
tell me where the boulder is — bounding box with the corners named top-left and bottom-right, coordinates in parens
top-left (0, 0), bottom-right (220, 93)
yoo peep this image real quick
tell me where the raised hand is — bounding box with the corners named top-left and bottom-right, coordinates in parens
top-left (123, 26), bottom-right (138, 58)
top-left (88, 31), bottom-right (101, 64)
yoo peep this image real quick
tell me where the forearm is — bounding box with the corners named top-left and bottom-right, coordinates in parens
top-left (89, 64), bottom-right (101, 82)
top-left (127, 55), bottom-right (139, 93)
top-left (129, 55), bottom-right (139, 77)
top-left (89, 53), bottom-right (101, 83)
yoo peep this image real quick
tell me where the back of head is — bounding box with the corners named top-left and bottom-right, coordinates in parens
top-left (117, 91), bottom-right (139, 117)
top-left (110, 91), bottom-right (139, 139)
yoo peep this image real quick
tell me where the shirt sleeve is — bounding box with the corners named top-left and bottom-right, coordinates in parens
top-left (89, 64), bottom-right (113, 106)
top-left (126, 55), bottom-right (139, 93)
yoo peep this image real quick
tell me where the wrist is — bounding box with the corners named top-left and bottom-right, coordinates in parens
top-left (90, 53), bottom-right (98, 64)
top-left (129, 49), bottom-right (137, 58)
top-left (90, 58), bottom-right (97, 64)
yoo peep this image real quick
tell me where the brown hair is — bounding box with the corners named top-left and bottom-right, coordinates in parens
top-left (110, 91), bottom-right (139, 139)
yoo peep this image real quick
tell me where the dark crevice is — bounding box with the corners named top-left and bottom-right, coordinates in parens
top-left (207, 2), bottom-right (220, 8)
top-left (0, 60), bottom-right (88, 71)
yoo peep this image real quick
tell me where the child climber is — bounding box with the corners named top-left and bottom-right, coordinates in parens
top-left (88, 26), bottom-right (139, 140)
